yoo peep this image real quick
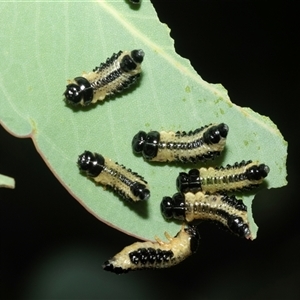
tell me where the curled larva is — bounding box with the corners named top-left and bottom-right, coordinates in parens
top-left (177, 160), bottom-right (270, 194)
top-left (64, 49), bottom-right (144, 106)
top-left (132, 123), bottom-right (229, 163)
top-left (103, 225), bottom-right (200, 274)
top-left (161, 192), bottom-right (252, 239)
top-left (77, 151), bottom-right (150, 202)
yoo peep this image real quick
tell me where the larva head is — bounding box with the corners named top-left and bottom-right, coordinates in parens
top-left (143, 131), bottom-right (160, 160)
top-left (176, 172), bottom-right (189, 193)
top-left (64, 77), bottom-right (93, 106)
top-left (227, 215), bottom-right (252, 239)
top-left (130, 182), bottom-right (150, 201)
top-left (161, 193), bottom-right (186, 220)
top-left (246, 164), bottom-right (270, 180)
top-left (132, 131), bottom-right (160, 160)
top-left (77, 151), bottom-right (105, 177)
top-left (184, 225), bottom-right (200, 254)
top-left (176, 169), bottom-right (201, 193)
top-left (120, 49), bottom-right (145, 72)
top-left (203, 123), bottom-right (229, 144)
top-left (132, 131), bottom-right (147, 153)
top-left (102, 261), bottom-right (128, 274)
top-left (131, 49), bottom-right (145, 63)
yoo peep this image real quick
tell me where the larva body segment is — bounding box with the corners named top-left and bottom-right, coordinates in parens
top-left (64, 49), bottom-right (144, 106)
top-left (132, 123), bottom-right (229, 163)
top-left (103, 225), bottom-right (200, 274)
top-left (177, 160), bottom-right (270, 194)
top-left (161, 192), bottom-right (252, 239)
top-left (77, 151), bottom-right (150, 202)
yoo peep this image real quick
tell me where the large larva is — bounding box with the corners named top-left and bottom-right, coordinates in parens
top-left (64, 49), bottom-right (144, 106)
top-left (103, 225), bottom-right (200, 274)
top-left (161, 192), bottom-right (252, 239)
top-left (132, 123), bottom-right (229, 163)
top-left (177, 160), bottom-right (270, 194)
top-left (77, 151), bottom-right (150, 202)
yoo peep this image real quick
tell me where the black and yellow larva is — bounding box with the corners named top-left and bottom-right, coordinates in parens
top-left (132, 123), bottom-right (229, 163)
top-left (177, 160), bottom-right (270, 194)
top-left (77, 151), bottom-right (150, 202)
top-left (161, 191), bottom-right (252, 239)
top-left (103, 225), bottom-right (200, 274)
top-left (64, 49), bottom-right (144, 106)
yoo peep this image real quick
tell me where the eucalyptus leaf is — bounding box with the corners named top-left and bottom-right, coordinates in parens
top-left (0, 174), bottom-right (15, 189)
top-left (0, 0), bottom-right (287, 240)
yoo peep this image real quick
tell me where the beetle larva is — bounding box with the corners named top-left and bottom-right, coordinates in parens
top-left (132, 123), bottom-right (229, 163)
top-left (103, 225), bottom-right (200, 274)
top-left (77, 151), bottom-right (150, 202)
top-left (64, 49), bottom-right (144, 106)
top-left (177, 160), bottom-right (270, 194)
top-left (161, 192), bottom-right (252, 239)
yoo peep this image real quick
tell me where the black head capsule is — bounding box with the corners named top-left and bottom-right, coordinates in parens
top-left (64, 77), bottom-right (93, 106)
top-left (120, 49), bottom-right (144, 72)
top-left (176, 169), bottom-right (201, 193)
top-left (132, 131), bottom-right (147, 153)
top-left (77, 151), bottom-right (105, 177)
top-left (246, 164), bottom-right (270, 180)
top-left (130, 182), bottom-right (150, 201)
top-left (161, 193), bottom-right (186, 220)
top-left (131, 49), bottom-right (144, 64)
top-left (132, 131), bottom-right (160, 160)
top-left (203, 123), bottom-right (229, 144)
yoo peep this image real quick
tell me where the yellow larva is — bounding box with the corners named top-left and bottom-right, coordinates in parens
top-left (177, 160), bottom-right (270, 194)
top-left (161, 191), bottom-right (252, 239)
top-left (77, 151), bottom-right (150, 202)
top-left (132, 123), bottom-right (229, 163)
top-left (103, 225), bottom-right (200, 274)
top-left (64, 49), bottom-right (144, 106)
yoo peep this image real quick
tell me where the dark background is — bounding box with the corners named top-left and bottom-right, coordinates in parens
top-left (1, 1), bottom-right (299, 299)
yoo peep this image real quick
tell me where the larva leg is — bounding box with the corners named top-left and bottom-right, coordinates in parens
top-left (164, 232), bottom-right (173, 242)
top-left (154, 236), bottom-right (165, 245)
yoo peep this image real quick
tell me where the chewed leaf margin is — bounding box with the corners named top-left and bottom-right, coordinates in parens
top-left (0, 0), bottom-right (287, 241)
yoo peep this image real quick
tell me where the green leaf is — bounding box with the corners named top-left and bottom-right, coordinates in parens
top-left (0, 174), bottom-right (15, 189)
top-left (0, 0), bottom-right (287, 240)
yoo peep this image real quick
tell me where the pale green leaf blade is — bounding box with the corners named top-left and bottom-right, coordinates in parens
top-left (0, 0), bottom-right (287, 240)
top-left (0, 174), bottom-right (15, 189)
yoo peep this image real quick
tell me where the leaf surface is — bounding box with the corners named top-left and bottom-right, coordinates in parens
top-left (0, 0), bottom-right (287, 240)
top-left (0, 174), bottom-right (15, 189)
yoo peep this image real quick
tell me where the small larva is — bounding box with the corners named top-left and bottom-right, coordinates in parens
top-left (177, 160), bottom-right (270, 194)
top-left (161, 192), bottom-right (252, 239)
top-left (77, 151), bottom-right (150, 202)
top-left (132, 123), bottom-right (229, 163)
top-left (103, 225), bottom-right (200, 274)
top-left (64, 49), bottom-right (144, 106)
